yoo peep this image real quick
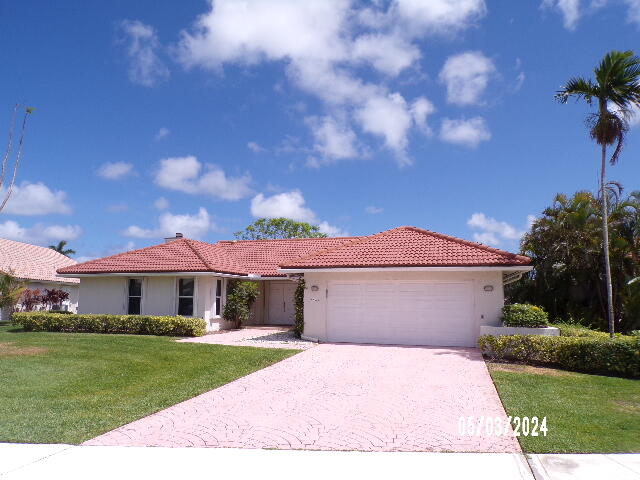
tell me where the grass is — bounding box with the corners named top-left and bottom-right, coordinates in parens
top-left (488, 362), bottom-right (640, 453)
top-left (0, 325), bottom-right (298, 444)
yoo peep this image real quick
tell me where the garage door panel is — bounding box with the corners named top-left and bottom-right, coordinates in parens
top-left (327, 280), bottom-right (474, 347)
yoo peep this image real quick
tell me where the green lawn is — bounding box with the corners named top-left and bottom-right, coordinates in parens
top-left (0, 326), bottom-right (298, 444)
top-left (488, 363), bottom-right (640, 453)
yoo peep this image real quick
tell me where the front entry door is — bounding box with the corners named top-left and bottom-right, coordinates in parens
top-left (267, 282), bottom-right (296, 325)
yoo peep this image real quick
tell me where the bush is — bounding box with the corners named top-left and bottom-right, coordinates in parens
top-left (552, 322), bottom-right (609, 338)
top-left (223, 281), bottom-right (260, 329)
top-left (294, 279), bottom-right (304, 338)
top-left (478, 334), bottom-right (640, 378)
top-left (12, 312), bottom-right (206, 337)
top-left (502, 303), bottom-right (549, 327)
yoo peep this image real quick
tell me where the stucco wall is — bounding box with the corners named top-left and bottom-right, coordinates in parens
top-left (78, 277), bottom-right (127, 315)
top-left (143, 277), bottom-right (175, 316)
top-left (302, 270), bottom-right (505, 344)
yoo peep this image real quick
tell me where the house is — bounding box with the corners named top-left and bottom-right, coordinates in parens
top-left (57, 227), bottom-right (532, 347)
top-left (0, 238), bottom-right (80, 321)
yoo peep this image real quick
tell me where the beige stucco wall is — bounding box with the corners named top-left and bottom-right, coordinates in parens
top-left (302, 270), bottom-right (505, 345)
top-left (78, 277), bottom-right (127, 315)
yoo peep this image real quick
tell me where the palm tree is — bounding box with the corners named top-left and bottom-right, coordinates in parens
top-left (48, 240), bottom-right (75, 257)
top-left (556, 50), bottom-right (640, 336)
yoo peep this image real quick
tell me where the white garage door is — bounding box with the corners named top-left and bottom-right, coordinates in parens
top-left (327, 281), bottom-right (474, 347)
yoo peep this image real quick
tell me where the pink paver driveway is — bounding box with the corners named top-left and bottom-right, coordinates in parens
top-left (85, 344), bottom-right (520, 452)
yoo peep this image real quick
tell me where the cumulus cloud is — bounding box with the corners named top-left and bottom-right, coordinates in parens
top-left (410, 97), bottom-right (436, 135)
top-left (440, 117), bottom-right (491, 148)
top-left (97, 162), bottom-right (134, 180)
top-left (541, 0), bottom-right (581, 30)
top-left (154, 156), bottom-right (252, 201)
top-left (173, 0), bottom-right (481, 166)
top-left (0, 220), bottom-right (82, 245)
top-left (467, 212), bottom-right (533, 246)
top-left (250, 190), bottom-right (346, 236)
top-left (0, 182), bottom-right (72, 216)
top-left (439, 51), bottom-right (495, 106)
top-left (541, 0), bottom-right (640, 29)
top-left (306, 116), bottom-right (359, 164)
top-left (118, 19), bottom-right (170, 86)
top-left (123, 207), bottom-right (212, 239)
top-left (154, 127), bottom-right (170, 141)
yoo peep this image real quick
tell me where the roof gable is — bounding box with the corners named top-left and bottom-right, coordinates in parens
top-left (279, 226), bottom-right (531, 269)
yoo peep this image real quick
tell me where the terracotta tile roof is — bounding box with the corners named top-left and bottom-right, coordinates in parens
top-left (279, 226), bottom-right (531, 269)
top-left (57, 227), bottom-right (530, 277)
top-left (0, 238), bottom-right (79, 284)
top-left (215, 236), bottom-right (363, 277)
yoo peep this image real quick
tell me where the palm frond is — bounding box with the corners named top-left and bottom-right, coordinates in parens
top-left (555, 77), bottom-right (598, 104)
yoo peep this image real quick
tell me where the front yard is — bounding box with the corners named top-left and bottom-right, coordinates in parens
top-left (0, 326), bottom-right (298, 444)
top-left (488, 363), bottom-right (640, 453)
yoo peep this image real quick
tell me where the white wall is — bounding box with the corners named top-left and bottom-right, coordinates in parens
top-left (78, 277), bottom-right (127, 314)
top-left (302, 270), bottom-right (505, 345)
top-left (143, 277), bottom-right (175, 316)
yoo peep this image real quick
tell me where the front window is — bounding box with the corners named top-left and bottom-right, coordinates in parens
top-left (128, 279), bottom-right (142, 315)
top-left (178, 278), bottom-right (195, 316)
top-left (215, 279), bottom-right (222, 316)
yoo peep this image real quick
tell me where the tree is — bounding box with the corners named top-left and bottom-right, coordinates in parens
top-left (1, 104), bottom-right (34, 213)
top-left (234, 218), bottom-right (328, 240)
top-left (48, 240), bottom-right (76, 257)
top-left (0, 272), bottom-right (26, 315)
top-left (556, 50), bottom-right (640, 336)
top-left (508, 189), bottom-right (640, 332)
top-left (223, 280), bottom-right (260, 329)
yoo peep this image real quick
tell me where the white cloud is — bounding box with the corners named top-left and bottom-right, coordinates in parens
top-left (153, 197), bottom-right (169, 210)
top-left (352, 33), bottom-right (420, 76)
top-left (0, 220), bottom-right (82, 245)
top-left (542, 0), bottom-right (581, 30)
top-left (356, 93), bottom-right (414, 165)
top-left (154, 156), bottom-right (252, 201)
top-left (0, 182), bottom-right (72, 216)
top-left (118, 20), bottom-right (170, 86)
top-left (410, 97), bottom-right (436, 135)
top-left (609, 101), bottom-right (640, 127)
top-left (123, 207), bottom-right (212, 239)
top-left (365, 206), bottom-right (383, 214)
top-left (154, 127), bottom-right (170, 141)
top-left (250, 189), bottom-right (346, 236)
top-left (439, 51), bottom-right (495, 106)
top-left (247, 141), bottom-right (266, 153)
top-left (174, 0), bottom-right (482, 167)
top-left (467, 212), bottom-right (534, 246)
top-left (543, 0), bottom-right (640, 29)
top-left (440, 117), bottom-right (491, 148)
top-left (97, 162), bottom-right (134, 180)
top-left (250, 190), bottom-right (316, 223)
top-left (306, 115), bottom-right (359, 164)
top-left (391, 0), bottom-right (487, 35)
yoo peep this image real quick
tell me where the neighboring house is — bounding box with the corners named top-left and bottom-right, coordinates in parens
top-left (0, 238), bottom-right (80, 321)
top-left (57, 227), bottom-right (532, 347)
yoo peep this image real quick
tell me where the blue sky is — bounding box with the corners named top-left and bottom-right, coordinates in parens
top-left (1, 0), bottom-right (639, 261)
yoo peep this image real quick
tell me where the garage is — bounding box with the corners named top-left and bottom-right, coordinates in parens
top-left (326, 280), bottom-right (475, 346)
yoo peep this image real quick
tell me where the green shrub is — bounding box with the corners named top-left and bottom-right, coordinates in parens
top-left (551, 322), bottom-right (609, 338)
top-left (223, 281), bottom-right (260, 329)
top-left (478, 334), bottom-right (640, 378)
top-left (12, 312), bottom-right (206, 337)
top-left (502, 303), bottom-right (549, 327)
top-left (294, 279), bottom-right (304, 338)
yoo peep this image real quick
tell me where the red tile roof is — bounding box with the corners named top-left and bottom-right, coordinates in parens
top-left (280, 227), bottom-right (531, 269)
top-left (0, 238), bottom-right (80, 284)
top-left (57, 227), bottom-right (529, 277)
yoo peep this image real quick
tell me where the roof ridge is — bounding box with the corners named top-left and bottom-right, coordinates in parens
top-left (216, 235), bottom-right (360, 244)
top-left (403, 226), bottom-right (529, 262)
top-left (182, 239), bottom-right (217, 271)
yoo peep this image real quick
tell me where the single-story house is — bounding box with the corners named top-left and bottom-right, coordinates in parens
top-left (0, 238), bottom-right (80, 321)
top-left (57, 227), bottom-right (531, 347)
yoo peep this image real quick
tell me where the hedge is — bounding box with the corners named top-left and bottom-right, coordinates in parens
top-left (502, 303), bottom-right (549, 327)
top-left (12, 312), bottom-right (206, 337)
top-left (478, 334), bottom-right (640, 378)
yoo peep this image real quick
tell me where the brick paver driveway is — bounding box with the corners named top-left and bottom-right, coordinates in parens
top-left (85, 344), bottom-right (520, 452)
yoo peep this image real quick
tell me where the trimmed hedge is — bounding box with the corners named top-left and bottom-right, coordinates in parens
top-left (12, 312), bottom-right (206, 337)
top-left (479, 334), bottom-right (640, 378)
top-left (552, 322), bottom-right (610, 338)
top-left (502, 303), bottom-right (549, 327)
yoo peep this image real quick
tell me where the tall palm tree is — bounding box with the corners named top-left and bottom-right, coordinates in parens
top-left (556, 50), bottom-right (640, 336)
top-left (48, 240), bottom-right (75, 257)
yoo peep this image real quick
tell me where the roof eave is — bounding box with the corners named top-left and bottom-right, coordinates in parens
top-left (278, 265), bottom-right (533, 273)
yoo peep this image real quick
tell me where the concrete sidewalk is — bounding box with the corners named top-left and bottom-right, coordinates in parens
top-left (1, 444), bottom-right (639, 480)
